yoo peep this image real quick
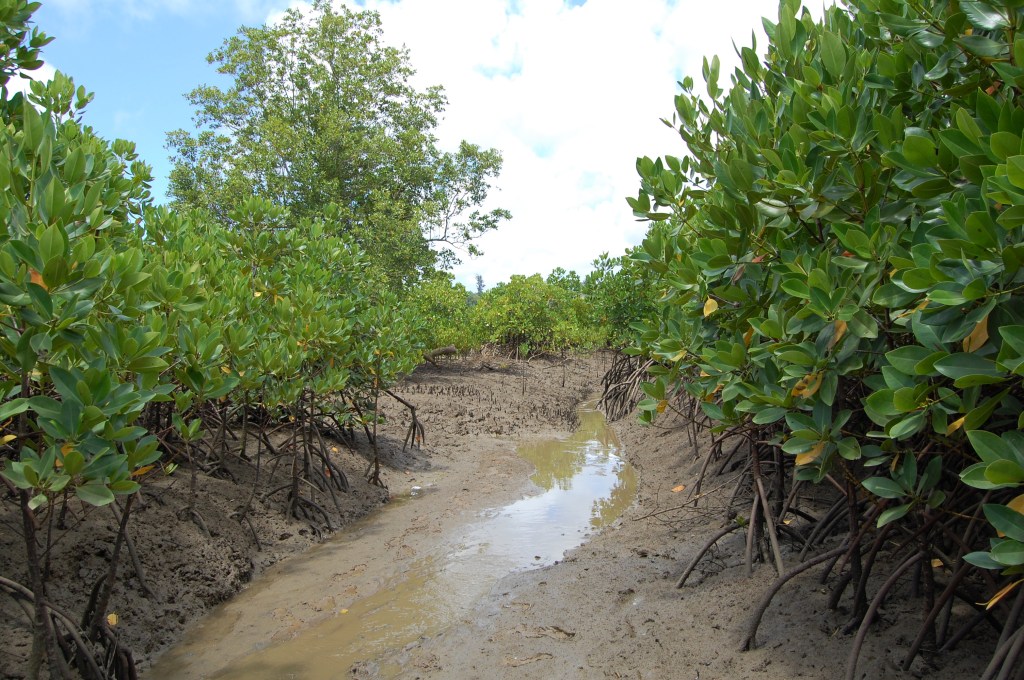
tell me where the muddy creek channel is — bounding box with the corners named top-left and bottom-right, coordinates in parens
top-left (148, 403), bottom-right (635, 679)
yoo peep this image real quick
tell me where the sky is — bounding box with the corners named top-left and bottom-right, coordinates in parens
top-left (28, 0), bottom-right (805, 290)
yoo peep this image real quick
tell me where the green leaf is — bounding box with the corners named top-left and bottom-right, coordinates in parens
top-left (75, 483), bottom-right (115, 506)
top-left (985, 460), bottom-right (1024, 486)
top-left (837, 437), bottom-right (861, 461)
top-left (62, 449), bottom-right (85, 477)
top-left (961, 1), bottom-right (1009, 30)
top-left (0, 398), bottom-right (30, 422)
top-left (886, 346), bottom-right (932, 374)
top-left (39, 224), bottom-right (64, 263)
top-left (991, 131), bottom-right (1021, 161)
top-left (991, 538), bottom-right (1024, 567)
top-left (1008, 156), bottom-right (1024, 190)
top-left (903, 135), bottom-right (937, 167)
top-left (958, 34), bottom-right (1005, 58)
top-left (964, 550), bottom-right (1005, 570)
top-left (1000, 326), bottom-right (1024, 355)
top-left (997, 205), bottom-right (1024, 229)
top-left (753, 407), bottom-right (787, 424)
top-left (968, 430), bottom-right (1019, 464)
top-left (862, 476), bottom-right (907, 499)
top-left (934, 353), bottom-right (1004, 381)
top-left (109, 479), bottom-right (141, 494)
top-left (819, 31), bottom-right (847, 77)
top-left (878, 503), bottom-right (912, 527)
top-left (984, 504), bottom-right (1024, 542)
top-left (128, 356), bottom-right (169, 373)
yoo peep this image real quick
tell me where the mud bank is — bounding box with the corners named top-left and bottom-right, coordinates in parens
top-left (0, 353), bottom-right (605, 676)
top-left (2, 353), bottom-right (993, 678)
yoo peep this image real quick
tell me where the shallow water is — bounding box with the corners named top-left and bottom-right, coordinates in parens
top-left (148, 403), bottom-right (634, 679)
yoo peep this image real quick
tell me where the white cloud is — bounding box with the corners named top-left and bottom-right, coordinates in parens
top-left (44, 0), bottom-right (279, 23)
top-left (341, 0), bottom-right (791, 288)
top-left (6, 62), bottom-right (57, 97)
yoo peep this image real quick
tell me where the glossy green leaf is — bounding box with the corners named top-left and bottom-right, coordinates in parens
top-left (862, 476), bottom-right (907, 499)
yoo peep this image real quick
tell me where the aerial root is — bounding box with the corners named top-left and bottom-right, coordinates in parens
top-left (739, 546), bottom-right (848, 652)
top-left (675, 523), bottom-right (741, 588)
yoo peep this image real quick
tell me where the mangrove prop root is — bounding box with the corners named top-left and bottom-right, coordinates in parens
top-left (386, 389), bottom-right (424, 452)
top-left (982, 624), bottom-right (1024, 680)
top-left (902, 560), bottom-right (972, 671)
top-left (799, 497), bottom-right (847, 561)
top-left (676, 523), bottom-right (741, 588)
top-left (1, 576), bottom-right (136, 680)
top-left (845, 550), bottom-right (926, 680)
top-left (739, 546), bottom-right (848, 652)
top-left (998, 584), bottom-right (1024, 652)
top-left (754, 469), bottom-right (785, 576)
top-left (745, 493), bottom-right (760, 577)
top-left (996, 625), bottom-right (1024, 680)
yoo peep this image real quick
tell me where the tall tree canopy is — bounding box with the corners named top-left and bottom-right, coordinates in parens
top-left (166, 0), bottom-right (509, 285)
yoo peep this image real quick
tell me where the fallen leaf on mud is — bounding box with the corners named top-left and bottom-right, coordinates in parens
top-left (503, 653), bottom-right (553, 667)
top-left (106, 613), bottom-right (118, 626)
top-left (520, 625), bottom-right (575, 640)
top-left (671, 485), bottom-right (685, 493)
top-left (501, 601), bottom-right (533, 611)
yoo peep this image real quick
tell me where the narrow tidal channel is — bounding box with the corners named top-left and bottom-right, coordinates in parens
top-left (149, 403), bottom-right (634, 679)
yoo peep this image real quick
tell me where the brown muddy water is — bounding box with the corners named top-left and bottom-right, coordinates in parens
top-left (148, 404), bottom-right (634, 679)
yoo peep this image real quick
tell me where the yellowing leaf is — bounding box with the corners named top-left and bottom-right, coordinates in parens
top-left (931, 558), bottom-right (944, 569)
top-left (791, 372), bottom-right (823, 398)
top-left (796, 441), bottom-right (826, 466)
top-left (946, 416), bottom-right (966, 436)
top-left (656, 399), bottom-right (667, 414)
top-left (131, 465), bottom-right (155, 478)
top-left (29, 269), bottom-right (47, 290)
top-left (107, 613), bottom-right (119, 626)
top-left (828, 320), bottom-right (848, 350)
top-left (340, 609), bottom-right (349, 614)
top-left (963, 314), bottom-right (990, 353)
top-left (1009, 494), bottom-right (1024, 515)
top-left (253, 290), bottom-right (262, 298)
top-left (743, 327), bottom-right (754, 347)
top-left (671, 484), bottom-right (686, 493)
top-left (983, 579), bottom-right (1022, 610)
top-left (895, 299), bottom-right (929, 320)
top-left (703, 297), bottom-right (719, 317)
top-left (0, 434), bottom-right (16, 445)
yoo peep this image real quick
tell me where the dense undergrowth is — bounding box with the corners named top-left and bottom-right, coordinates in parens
top-left (620, 0), bottom-right (1024, 677)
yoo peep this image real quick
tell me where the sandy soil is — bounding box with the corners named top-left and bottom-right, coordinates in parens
top-left (0, 352), bottom-right (993, 679)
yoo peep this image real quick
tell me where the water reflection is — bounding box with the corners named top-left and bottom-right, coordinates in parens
top-left (460, 405), bottom-right (636, 568)
top-left (147, 403), bottom-right (634, 680)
